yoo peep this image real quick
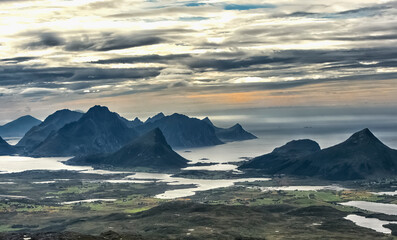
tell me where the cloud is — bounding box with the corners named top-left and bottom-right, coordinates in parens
top-left (0, 0), bottom-right (397, 113)
top-left (0, 57), bottom-right (36, 63)
top-left (65, 35), bottom-right (165, 52)
top-left (24, 32), bottom-right (64, 49)
top-left (92, 54), bottom-right (191, 64)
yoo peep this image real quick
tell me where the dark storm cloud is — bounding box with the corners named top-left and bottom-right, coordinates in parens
top-left (0, 65), bottom-right (162, 87)
top-left (21, 31), bottom-right (166, 52)
top-left (64, 35), bottom-right (165, 51)
top-left (0, 57), bottom-right (37, 63)
top-left (24, 32), bottom-right (64, 49)
top-left (186, 56), bottom-right (294, 71)
top-left (185, 47), bottom-right (397, 71)
top-left (70, 68), bottom-right (162, 80)
top-left (92, 54), bottom-right (191, 64)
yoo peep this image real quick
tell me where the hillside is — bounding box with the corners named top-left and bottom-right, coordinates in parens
top-left (67, 128), bottom-right (189, 170)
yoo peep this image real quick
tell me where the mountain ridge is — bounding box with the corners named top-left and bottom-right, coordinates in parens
top-left (240, 128), bottom-right (397, 180)
top-left (0, 115), bottom-right (42, 137)
top-left (67, 128), bottom-right (189, 170)
top-left (30, 106), bottom-right (138, 157)
top-left (17, 109), bottom-right (83, 151)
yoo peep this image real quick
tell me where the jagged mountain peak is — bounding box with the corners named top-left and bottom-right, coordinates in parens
top-left (145, 112), bottom-right (166, 123)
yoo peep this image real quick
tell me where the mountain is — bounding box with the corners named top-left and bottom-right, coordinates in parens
top-left (0, 115), bottom-right (41, 137)
top-left (30, 106), bottom-right (139, 157)
top-left (131, 117), bottom-right (144, 127)
top-left (240, 128), bottom-right (397, 180)
top-left (138, 113), bottom-right (223, 148)
top-left (202, 117), bottom-right (257, 142)
top-left (17, 109), bottom-right (83, 151)
top-left (145, 112), bottom-right (165, 124)
top-left (119, 116), bottom-right (143, 128)
top-left (67, 128), bottom-right (189, 170)
top-left (0, 136), bottom-right (16, 155)
top-left (214, 123), bottom-right (257, 142)
top-left (239, 139), bottom-right (321, 172)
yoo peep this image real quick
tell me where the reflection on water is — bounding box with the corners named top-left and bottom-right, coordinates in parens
top-left (177, 138), bottom-right (267, 164)
top-left (155, 178), bottom-right (269, 199)
top-left (124, 173), bottom-right (270, 199)
top-left (372, 190), bottom-right (397, 196)
top-left (0, 156), bottom-right (91, 173)
top-left (183, 163), bottom-right (240, 172)
top-left (340, 201), bottom-right (397, 215)
top-left (345, 214), bottom-right (396, 234)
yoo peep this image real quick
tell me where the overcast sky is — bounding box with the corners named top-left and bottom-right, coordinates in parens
top-left (0, 0), bottom-right (396, 121)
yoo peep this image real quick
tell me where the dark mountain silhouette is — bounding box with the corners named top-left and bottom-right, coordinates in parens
top-left (239, 139), bottom-right (320, 172)
top-left (240, 128), bottom-right (397, 180)
top-left (30, 106), bottom-right (138, 157)
top-left (0, 115), bottom-right (41, 137)
top-left (145, 112), bottom-right (165, 124)
top-left (131, 117), bottom-right (144, 127)
top-left (202, 117), bottom-right (257, 142)
top-left (138, 113), bottom-right (223, 148)
top-left (119, 116), bottom-right (143, 128)
top-left (17, 109), bottom-right (83, 151)
top-left (67, 128), bottom-right (188, 169)
top-left (0, 136), bottom-right (16, 155)
top-left (214, 123), bottom-right (257, 141)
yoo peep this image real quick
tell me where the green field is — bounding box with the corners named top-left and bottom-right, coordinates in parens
top-left (1, 170), bottom-right (397, 239)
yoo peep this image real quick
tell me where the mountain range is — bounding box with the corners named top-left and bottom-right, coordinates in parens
top-left (0, 115), bottom-right (41, 138)
top-left (239, 128), bottom-right (397, 180)
top-left (17, 109), bottom-right (83, 152)
top-left (67, 128), bottom-right (189, 170)
top-left (137, 113), bottom-right (224, 148)
top-left (30, 106), bottom-right (139, 157)
top-left (0, 105), bottom-right (256, 158)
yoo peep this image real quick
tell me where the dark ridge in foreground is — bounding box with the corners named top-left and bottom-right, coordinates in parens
top-left (0, 231), bottom-right (147, 240)
top-left (239, 139), bottom-right (321, 171)
top-left (0, 115), bottom-right (41, 138)
top-left (67, 128), bottom-right (188, 169)
top-left (17, 109), bottom-right (83, 151)
top-left (31, 106), bottom-right (138, 157)
top-left (0, 136), bottom-right (16, 155)
top-left (240, 128), bottom-right (397, 180)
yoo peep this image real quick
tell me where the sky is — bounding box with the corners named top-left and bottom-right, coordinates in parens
top-left (0, 0), bottom-right (396, 121)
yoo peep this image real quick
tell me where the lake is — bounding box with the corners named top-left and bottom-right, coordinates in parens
top-left (340, 201), bottom-right (397, 215)
top-left (345, 214), bottom-right (397, 234)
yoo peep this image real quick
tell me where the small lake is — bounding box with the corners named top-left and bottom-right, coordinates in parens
top-left (123, 172), bottom-right (270, 199)
top-left (345, 214), bottom-right (397, 234)
top-left (340, 201), bottom-right (397, 215)
top-left (372, 190), bottom-right (397, 196)
top-left (61, 199), bottom-right (117, 205)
